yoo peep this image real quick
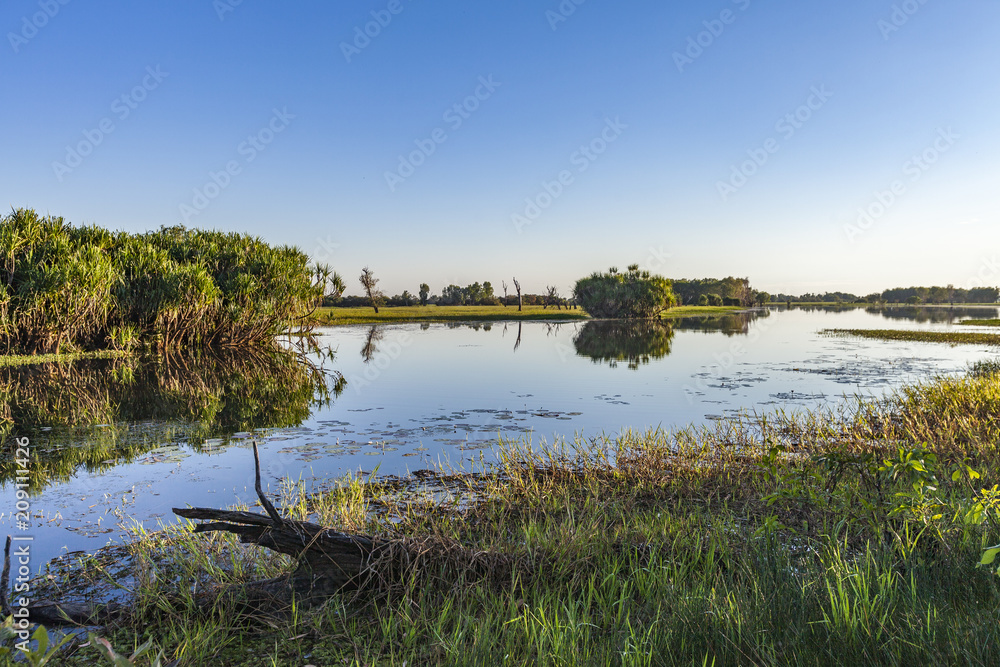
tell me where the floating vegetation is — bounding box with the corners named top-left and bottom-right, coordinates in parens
top-left (823, 328), bottom-right (1000, 346)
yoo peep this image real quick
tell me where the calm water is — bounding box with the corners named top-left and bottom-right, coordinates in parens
top-left (3, 306), bottom-right (999, 573)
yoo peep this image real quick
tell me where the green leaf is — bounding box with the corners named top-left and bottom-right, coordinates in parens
top-left (981, 546), bottom-right (1000, 566)
top-left (952, 470), bottom-right (962, 482)
top-left (32, 625), bottom-right (49, 659)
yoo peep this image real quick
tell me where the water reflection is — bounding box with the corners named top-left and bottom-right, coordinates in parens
top-left (1, 347), bottom-right (341, 489)
top-left (673, 309), bottom-right (767, 336)
top-left (573, 321), bottom-right (675, 370)
top-left (870, 306), bottom-right (1000, 324)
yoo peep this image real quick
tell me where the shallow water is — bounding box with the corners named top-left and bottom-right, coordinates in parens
top-left (3, 305), bottom-right (999, 574)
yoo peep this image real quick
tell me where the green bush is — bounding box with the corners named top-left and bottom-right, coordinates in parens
top-left (573, 264), bottom-right (676, 319)
top-left (1, 209), bottom-right (332, 353)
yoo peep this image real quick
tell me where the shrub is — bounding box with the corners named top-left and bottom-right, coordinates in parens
top-left (573, 264), bottom-right (676, 319)
top-left (1, 209), bottom-right (330, 354)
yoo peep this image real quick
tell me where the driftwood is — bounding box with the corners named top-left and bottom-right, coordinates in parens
top-left (5, 443), bottom-right (521, 627)
top-left (172, 442), bottom-right (387, 602)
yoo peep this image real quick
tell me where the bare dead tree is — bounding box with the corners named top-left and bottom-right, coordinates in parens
top-left (360, 267), bottom-right (386, 314)
top-left (501, 280), bottom-right (509, 307)
top-left (512, 277), bottom-right (522, 312)
top-left (545, 286), bottom-right (561, 310)
top-left (513, 321), bottom-right (522, 352)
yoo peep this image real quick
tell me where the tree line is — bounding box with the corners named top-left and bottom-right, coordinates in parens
top-left (325, 273), bottom-right (574, 310)
top-left (772, 286), bottom-right (999, 305)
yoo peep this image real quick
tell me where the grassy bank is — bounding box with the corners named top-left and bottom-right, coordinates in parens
top-left (960, 319), bottom-right (1000, 327)
top-left (17, 367), bottom-right (1000, 665)
top-left (824, 328), bottom-right (1000, 345)
top-left (315, 304), bottom-right (742, 326)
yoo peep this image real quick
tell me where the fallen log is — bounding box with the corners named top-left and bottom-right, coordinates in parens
top-left (5, 443), bottom-right (525, 627)
top-left (173, 443), bottom-right (386, 600)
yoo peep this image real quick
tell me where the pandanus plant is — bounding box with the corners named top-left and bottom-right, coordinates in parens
top-left (0, 209), bottom-right (338, 354)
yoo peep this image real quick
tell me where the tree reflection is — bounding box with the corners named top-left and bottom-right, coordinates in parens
top-left (1, 346), bottom-right (343, 489)
top-left (572, 321), bottom-right (675, 370)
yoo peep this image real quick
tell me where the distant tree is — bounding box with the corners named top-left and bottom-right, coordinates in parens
top-left (419, 283), bottom-right (430, 306)
top-left (754, 291), bottom-right (771, 306)
top-left (544, 285), bottom-right (561, 309)
top-left (359, 267), bottom-right (385, 313)
top-left (482, 281), bottom-right (495, 305)
top-left (707, 294), bottom-right (723, 307)
top-left (573, 265), bottom-right (676, 319)
top-left (400, 290), bottom-right (414, 306)
top-left (513, 277), bottom-right (522, 311)
top-left (697, 294), bottom-right (709, 306)
top-left (906, 295), bottom-right (921, 305)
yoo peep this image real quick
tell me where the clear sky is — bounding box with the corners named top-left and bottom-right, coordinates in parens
top-left (2, 1), bottom-right (998, 297)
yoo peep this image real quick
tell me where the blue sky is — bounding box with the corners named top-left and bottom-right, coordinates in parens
top-left (2, 0), bottom-right (998, 297)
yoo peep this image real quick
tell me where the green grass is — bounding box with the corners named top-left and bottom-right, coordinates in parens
top-left (315, 304), bottom-right (743, 326)
top-left (824, 328), bottom-right (1000, 345)
top-left (0, 349), bottom-right (130, 368)
top-left (960, 319), bottom-right (1000, 327)
top-left (20, 369), bottom-right (1000, 665)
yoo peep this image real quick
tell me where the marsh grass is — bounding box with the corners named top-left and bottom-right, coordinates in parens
top-left (960, 319), bottom-right (1000, 327)
top-left (824, 328), bottom-right (1000, 346)
top-left (13, 372), bottom-right (1000, 665)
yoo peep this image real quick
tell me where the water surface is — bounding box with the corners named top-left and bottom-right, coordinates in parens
top-left (3, 306), bottom-right (998, 572)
